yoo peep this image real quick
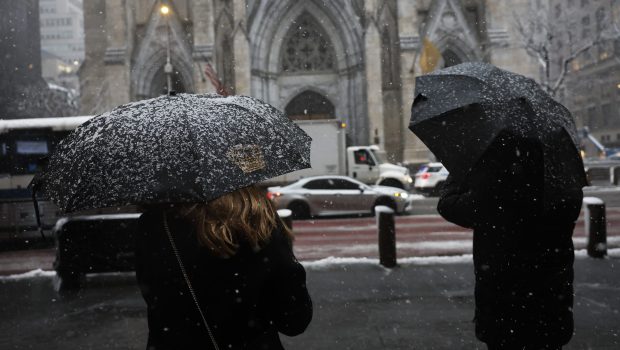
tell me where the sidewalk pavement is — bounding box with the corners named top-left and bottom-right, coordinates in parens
top-left (1, 253), bottom-right (618, 349)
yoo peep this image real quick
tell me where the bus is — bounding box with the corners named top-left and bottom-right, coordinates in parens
top-left (0, 116), bottom-right (93, 241)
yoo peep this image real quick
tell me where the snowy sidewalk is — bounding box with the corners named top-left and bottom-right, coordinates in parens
top-left (1, 255), bottom-right (618, 349)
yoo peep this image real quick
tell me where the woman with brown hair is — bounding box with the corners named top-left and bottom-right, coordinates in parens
top-left (134, 185), bottom-right (312, 350)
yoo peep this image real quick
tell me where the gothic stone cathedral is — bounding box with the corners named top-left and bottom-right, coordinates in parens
top-left (79, 0), bottom-right (539, 164)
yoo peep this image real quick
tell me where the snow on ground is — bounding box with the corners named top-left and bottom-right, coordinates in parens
top-left (294, 249), bottom-right (620, 270)
top-left (0, 268), bottom-right (56, 281)
top-left (296, 240), bottom-right (472, 255)
top-left (1, 249), bottom-right (618, 281)
top-left (575, 247), bottom-right (620, 258)
top-left (573, 236), bottom-right (620, 245)
top-left (300, 255), bottom-right (475, 270)
top-left (584, 186), bottom-right (620, 192)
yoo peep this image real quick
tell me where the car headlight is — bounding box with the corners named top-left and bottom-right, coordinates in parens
top-left (406, 175), bottom-right (413, 183)
top-left (394, 192), bottom-right (409, 199)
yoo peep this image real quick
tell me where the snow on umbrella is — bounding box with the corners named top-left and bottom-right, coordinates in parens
top-left (30, 93), bottom-right (312, 213)
top-left (409, 62), bottom-right (587, 191)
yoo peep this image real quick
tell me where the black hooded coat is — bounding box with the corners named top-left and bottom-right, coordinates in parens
top-left (437, 135), bottom-right (582, 349)
top-left (134, 210), bottom-right (313, 350)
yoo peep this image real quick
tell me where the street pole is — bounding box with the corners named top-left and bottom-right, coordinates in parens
top-left (161, 3), bottom-right (173, 95)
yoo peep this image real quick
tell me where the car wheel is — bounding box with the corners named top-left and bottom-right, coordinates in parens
top-left (379, 179), bottom-right (404, 189)
top-left (288, 201), bottom-right (310, 220)
top-left (372, 197), bottom-right (397, 214)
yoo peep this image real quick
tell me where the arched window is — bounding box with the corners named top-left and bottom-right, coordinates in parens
top-left (148, 65), bottom-right (187, 97)
top-left (281, 13), bottom-right (336, 73)
top-left (441, 49), bottom-right (463, 68)
top-left (285, 91), bottom-right (335, 120)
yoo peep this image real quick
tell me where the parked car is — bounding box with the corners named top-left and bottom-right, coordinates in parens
top-left (414, 162), bottom-right (449, 196)
top-left (267, 175), bottom-right (413, 219)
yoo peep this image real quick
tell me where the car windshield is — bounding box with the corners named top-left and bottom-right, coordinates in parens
top-left (370, 149), bottom-right (388, 164)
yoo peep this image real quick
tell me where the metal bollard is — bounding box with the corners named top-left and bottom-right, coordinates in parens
top-left (583, 197), bottom-right (607, 258)
top-left (277, 209), bottom-right (293, 232)
top-left (375, 206), bottom-right (397, 268)
top-left (613, 167), bottom-right (620, 186)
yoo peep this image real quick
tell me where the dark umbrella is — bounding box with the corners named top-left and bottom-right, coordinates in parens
top-left (410, 62), bottom-right (587, 191)
top-left (30, 93), bottom-right (312, 213)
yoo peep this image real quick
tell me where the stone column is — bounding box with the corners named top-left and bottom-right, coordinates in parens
top-left (364, 0), bottom-right (385, 148)
top-left (397, 0), bottom-right (428, 164)
top-left (191, 0), bottom-right (215, 93)
top-left (232, 0), bottom-right (251, 96)
top-left (79, 0), bottom-right (107, 114)
top-left (485, 0), bottom-right (538, 79)
top-left (104, 0), bottom-right (131, 108)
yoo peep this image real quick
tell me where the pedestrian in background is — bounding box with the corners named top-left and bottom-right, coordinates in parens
top-left (437, 133), bottom-right (582, 350)
top-left (135, 185), bottom-right (313, 349)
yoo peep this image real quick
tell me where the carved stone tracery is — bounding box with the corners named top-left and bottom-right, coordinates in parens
top-left (280, 13), bottom-right (336, 73)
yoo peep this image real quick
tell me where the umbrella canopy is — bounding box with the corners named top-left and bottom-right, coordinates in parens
top-left (410, 62), bottom-right (587, 191)
top-left (31, 93), bottom-right (312, 213)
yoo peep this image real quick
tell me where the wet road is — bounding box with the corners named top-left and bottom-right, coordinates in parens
top-left (3, 207), bottom-right (620, 275)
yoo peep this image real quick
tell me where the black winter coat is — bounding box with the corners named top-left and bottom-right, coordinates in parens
top-left (134, 211), bottom-right (313, 350)
top-left (437, 138), bottom-right (582, 349)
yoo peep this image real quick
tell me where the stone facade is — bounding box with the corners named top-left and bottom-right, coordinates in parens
top-left (79, 0), bottom-right (538, 164)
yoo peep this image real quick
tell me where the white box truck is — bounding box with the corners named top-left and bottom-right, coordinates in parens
top-left (266, 120), bottom-right (413, 189)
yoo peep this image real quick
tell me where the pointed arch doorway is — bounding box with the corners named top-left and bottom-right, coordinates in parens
top-left (441, 48), bottom-right (464, 68)
top-left (146, 65), bottom-right (188, 97)
top-left (285, 90), bottom-right (335, 120)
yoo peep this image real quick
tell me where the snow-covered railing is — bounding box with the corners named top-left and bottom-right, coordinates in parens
top-left (0, 116), bottom-right (94, 133)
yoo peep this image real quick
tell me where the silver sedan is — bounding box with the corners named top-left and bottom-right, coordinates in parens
top-left (267, 175), bottom-right (413, 219)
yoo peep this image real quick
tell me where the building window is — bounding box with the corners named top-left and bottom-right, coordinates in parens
top-left (582, 27), bottom-right (591, 39)
top-left (582, 15), bottom-right (590, 26)
top-left (596, 7), bottom-right (606, 33)
top-left (602, 103), bottom-right (612, 120)
top-left (280, 12), bottom-right (336, 73)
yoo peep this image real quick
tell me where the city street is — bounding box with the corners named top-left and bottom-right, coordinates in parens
top-left (2, 187), bottom-right (620, 275)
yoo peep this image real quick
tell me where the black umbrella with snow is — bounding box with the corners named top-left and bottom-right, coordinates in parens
top-left (410, 62), bottom-right (587, 191)
top-left (31, 93), bottom-right (311, 213)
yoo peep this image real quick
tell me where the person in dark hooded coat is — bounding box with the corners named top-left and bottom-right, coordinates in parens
top-left (437, 133), bottom-right (582, 350)
top-left (134, 185), bottom-right (312, 350)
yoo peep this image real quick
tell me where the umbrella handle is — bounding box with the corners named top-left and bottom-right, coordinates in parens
top-left (31, 188), bottom-right (47, 242)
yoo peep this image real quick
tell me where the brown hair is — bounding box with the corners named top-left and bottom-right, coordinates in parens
top-left (174, 186), bottom-right (292, 258)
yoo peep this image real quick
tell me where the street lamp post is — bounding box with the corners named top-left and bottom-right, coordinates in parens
top-left (160, 3), bottom-right (173, 95)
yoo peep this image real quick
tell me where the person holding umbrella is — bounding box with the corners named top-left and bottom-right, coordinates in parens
top-left (135, 186), bottom-right (312, 349)
top-left (31, 94), bottom-right (314, 349)
top-left (410, 63), bottom-right (587, 349)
